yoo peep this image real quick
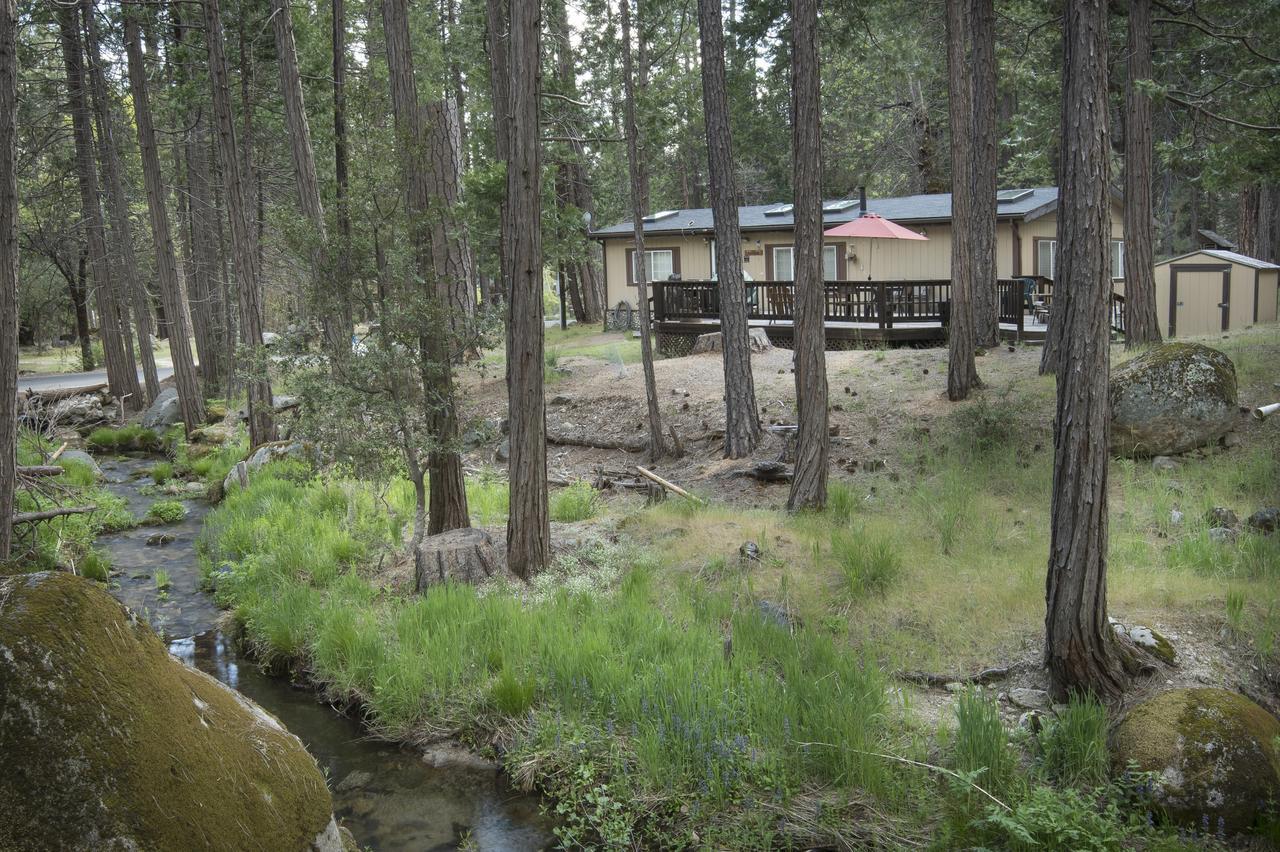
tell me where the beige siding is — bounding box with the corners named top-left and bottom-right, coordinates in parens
top-left (1153, 251), bottom-right (1280, 337)
top-left (1173, 268), bottom-right (1227, 337)
top-left (1257, 270), bottom-right (1279, 323)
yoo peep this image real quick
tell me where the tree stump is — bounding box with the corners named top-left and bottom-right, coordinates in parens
top-left (415, 528), bottom-right (503, 591)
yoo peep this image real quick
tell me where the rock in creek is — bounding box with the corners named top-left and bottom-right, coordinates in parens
top-left (141, 388), bottom-right (181, 430)
top-left (1111, 688), bottom-right (1280, 832)
top-left (0, 572), bottom-right (345, 852)
top-left (1109, 342), bottom-right (1238, 458)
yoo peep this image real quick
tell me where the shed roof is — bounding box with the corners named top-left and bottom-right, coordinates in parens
top-left (591, 187), bottom-right (1060, 237)
top-left (1157, 249), bottom-right (1280, 270)
top-left (1197, 229), bottom-right (1237, 250)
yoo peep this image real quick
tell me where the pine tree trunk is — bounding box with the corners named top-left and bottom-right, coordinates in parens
top-left (332, 0), bottom-right (353, 330)
top-left (57, 3), bottom-right (142, 410)
top-left (82, 0), bottom-right (159, 404)
top-left (787, 0), bottom-right (828, 511)
top-left (698, 0), bottom-right (759, 459)
top-left (71, 249), bottom-right (95, 371)
top-left (1045, 0), bottom-right (1128, 702)
top-left (1238, 185), bottom-right (1259, 258)
top-left (1122, 0), bottom-right (1161, 348)
top-left (504, 0), bottom-right (549, 578)
top-left (124, 11), bottom-right (205, 433)
top-left (380, 0), bottom-right (471, 536)
top-left (946, 0), bottom-right (982, 399)
top-left (969, 0), bottom-right (999, 349)
top-left (204, 0), bottom-right (275, 447)
top-left (485, 0), bottom-right (511, 303)
top-left (270, 0), bottom-right (348, 356)
top-left (0, 0), bottom-right (17, 560)
top-left (621, 0), bottom-right (666, 462)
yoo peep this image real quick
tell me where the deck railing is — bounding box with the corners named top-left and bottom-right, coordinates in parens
top-left (651, 278), bottom-right (1035, 332)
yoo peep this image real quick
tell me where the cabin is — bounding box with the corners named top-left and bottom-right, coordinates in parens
top-left (590, 187), bottom-right (1127, 353)
top-left (1153, 250), bottom-right (1280, 338)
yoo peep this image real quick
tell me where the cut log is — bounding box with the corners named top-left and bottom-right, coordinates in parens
top-left (415, 527), bottom-right (504, 590)
top-left (18, 466), bottom-right (67, 478)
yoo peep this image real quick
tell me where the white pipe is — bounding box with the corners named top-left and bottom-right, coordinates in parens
top-left (1254, 402), bottom-right (1280, 421)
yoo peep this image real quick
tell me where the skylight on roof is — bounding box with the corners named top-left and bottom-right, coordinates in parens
top-left (823, 199), bottom-right (858, 213)
top-left (764, 204), bottom-right (794, 216)
top-left (641, 210), bottom-right (678, 222)
top-left (996, 189), bottom-right (1033, 203)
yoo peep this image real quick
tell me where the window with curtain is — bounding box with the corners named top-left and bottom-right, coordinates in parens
top-left (630, 249), bottom-right (674, 283)
top-left (1111, 240), bottom-right (1124, 280)
top-left (771, 245), bottom-right (838, 280)
top-left (1035, 239), bottom-right (1124, 280)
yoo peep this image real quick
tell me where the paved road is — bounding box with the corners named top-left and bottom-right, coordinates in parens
top-left (17, 366), bottom-right (174, 395)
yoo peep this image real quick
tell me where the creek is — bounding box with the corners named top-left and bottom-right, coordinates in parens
top-left (93, 456), bottom-right (551, 851)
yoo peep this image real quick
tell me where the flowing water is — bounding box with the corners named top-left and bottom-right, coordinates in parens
top-left (94, 457), bottom-right (551, 851)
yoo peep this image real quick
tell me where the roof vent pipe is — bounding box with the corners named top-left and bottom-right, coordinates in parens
top-left (859, 185), bottom-right (867, 216)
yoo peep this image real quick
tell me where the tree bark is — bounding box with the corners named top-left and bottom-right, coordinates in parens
top-left (124, 10), bottom-right (206, 433)
top-left (945, 0), bottom-right (983, 400)
top-left (380, 0), bottom-right (471, 536)
top-left (969, 0), bottom-right (999, 349)
top-left (504, 0), bottom-right (549, 578)
top-left (57, 3), bottom-right (142, 410)
top-left (485, 0), bottom-right (511, 303)
top-left (82, 0), bottom-right (159, 404)
top-left (621, 0), bottom-right (666, 463)
top-left (71, 248), bottom-right (94, 370)
top-left (332, 0), bottom-right (353, 329)
top-left (270, 0), bottom-right (349, 356)
top-left (698, 0), bottom-right (759, 459)
top-left (786, 0), bottom-right (828, 511)
top-left (204, 0), bottom-right (276, 447)
top-left (1, 0), bottom-right (16, 560)
top-left (1044, 0), bottom-right (1128, 702)
top-left (1122, 0), bottom-right (1161, 348)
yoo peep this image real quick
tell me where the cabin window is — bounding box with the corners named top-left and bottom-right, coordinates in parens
top-left (629, 249), bottom-right (674, 283)
top-left (771, 245), bottom-right (838, 281)
top-left (1035, 238), bottom-right (1125, 280)
top-left (710, 239), bottom-right (716, 278)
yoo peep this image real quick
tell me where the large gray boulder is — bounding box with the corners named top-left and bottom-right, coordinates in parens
top-left (141, 387), bottom-right (181, 429)
top-left (221, 441), bottom-right (315, 495)
top-left (0, 572), bottom-right (345, 852)
top-left (415, 527), bottom-right (503, 590)
top-left (1110, 343), bottom-right (1238, 457)
top-left (1111, 688), bottom-right (1280, 832)
top-left (57, 449), bottom-right (102, 479)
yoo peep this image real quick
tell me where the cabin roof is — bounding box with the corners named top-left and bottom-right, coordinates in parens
top-left (591, 187), bottom-right (1060, 237)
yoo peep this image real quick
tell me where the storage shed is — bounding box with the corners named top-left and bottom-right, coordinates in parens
top-left (1153, 250), bottom-right (1280, 338)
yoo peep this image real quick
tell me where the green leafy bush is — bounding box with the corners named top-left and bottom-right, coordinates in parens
top-left (146, 500), bottom-right (187, 525)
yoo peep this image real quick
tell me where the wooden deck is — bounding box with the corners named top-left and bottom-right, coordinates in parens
top-left (647, 278), bottom-right (1126, 350)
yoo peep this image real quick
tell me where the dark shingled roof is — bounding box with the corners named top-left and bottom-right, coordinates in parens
top-left (591, 187), bottom-right (1060, 238)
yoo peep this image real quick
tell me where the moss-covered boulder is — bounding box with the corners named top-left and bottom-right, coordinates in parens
top-left (0, 572), bottom-right (344, 851)
top-left (1111, 688), bottom-right (1280, 832)
top-left (1110, 343), bottom-right (1238, 457)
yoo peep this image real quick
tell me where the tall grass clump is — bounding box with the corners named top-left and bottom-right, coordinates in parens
top-left (1038, 692), bottom-right (1109, 788)
top-left (550, 482), bottom-right (600, 522)
top-left (87, 424), bottom-right (158, 452)
top-left (150, 461), bottom-right (174, 484)
top-left (466, 470), bottom-right (509, 525)
top-left (830, 529), bottom-right (901, 600)
top-left (146, 500), bottom-right (186, 524)
top-left (825, 480), bottom-right (859, 526)
top-left (952, 687), bottom-right (1018, 803)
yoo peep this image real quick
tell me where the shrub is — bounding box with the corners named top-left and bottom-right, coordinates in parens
top-left (146, 500), bottom-right (187, 525)
top-left (976, 785), bottom-right (1141, 851)
top-left (1039, 692), bottom-right (1109, 788)
top-left (550, 482), bottom-right (600, 522)
top-left (830, 529), bottom-right (901, 600)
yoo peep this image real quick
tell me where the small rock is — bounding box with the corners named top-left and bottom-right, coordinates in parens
top-left (864, 459), bottom-right (886, 472)
top-left (738, 541), bottom-right (761, 562)
top-left (1017, 711), bottom-right (1043, 732)
top-left (1205, 507), bottom-right (1239, 528)
top-left (184, 481), bottom-right (206, 494)
top-left (335, 770), bottom-right (374, 793)
top-left (1151, 456), bottom-right (1179, 473)
top-left (1222, 431), bottom-right (1242, 448)
top-left (1128, 625), bottom-right (1176, 663)
top-left (944, 681), bottom-right (964, 693)
top-left (1208, 527), bottom-right (1237, 544)
top-left (145, 533), bottom-right (174, 547)
top-left (494, 438), bottom-right (509, 463)
top-left (549, 394), bottom-right (572, 406)
top-left (1008, 688), bottom-right (1050, 710)
top-left (1247, 507), bottom-right (1278, 534)
top-left (756, 599), bottom-right (796, 630)
top-left (1169, 509), bottom-right (1184, 526)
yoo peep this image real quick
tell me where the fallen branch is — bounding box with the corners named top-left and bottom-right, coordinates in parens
top-left (49, 442), bottom-right (68, 462)
top-left (13, 505), bottom-right (98, 524)
top-left (894, 667), bottom-right (1010, 688)
top-left (547, 429), bottom-right (647, 452)
top-left (18, 465), bottom-right (67, 478)
top-left (634, 466), bottom-right (702, 503)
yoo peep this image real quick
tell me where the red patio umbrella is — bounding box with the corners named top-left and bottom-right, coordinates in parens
top-left (824, 213), bottom-right (927, 280)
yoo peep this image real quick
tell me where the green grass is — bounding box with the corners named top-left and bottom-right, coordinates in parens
top-left (87, 425), bottom-right (159, 453)
top-left (149, 462), bottom-right (174, 484)
top-left (79, 549), bottom-right (111, 583)
top-left (146, 500), bottom-right (187, 525)
top-left (550, 482), bottom-right (600, 522)
top-left (1038, 693), bottom-right (1109, 788)
top-left (466, 470), bottom-right (509, 525)
top-left (154, 569), bottom-right (172, 591)
top-left (829, 528), bottom-right (901, 601)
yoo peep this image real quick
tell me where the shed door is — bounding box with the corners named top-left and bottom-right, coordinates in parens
top-left (1169, 265), bottom-right (1230, 337)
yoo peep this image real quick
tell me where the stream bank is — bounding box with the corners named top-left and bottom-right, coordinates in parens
top-left (95, 456), bottom-right (551, 851)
